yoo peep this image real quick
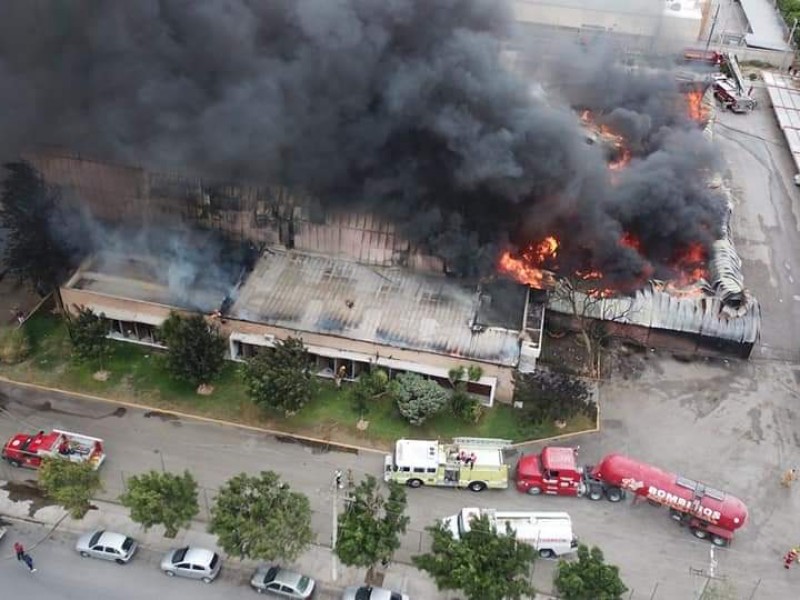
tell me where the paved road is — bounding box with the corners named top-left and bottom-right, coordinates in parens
top-left (0, 520), bottom-right (343, 600)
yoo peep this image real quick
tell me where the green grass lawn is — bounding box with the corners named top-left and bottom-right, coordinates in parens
top-left (1, 313), bottom-right (596, 450)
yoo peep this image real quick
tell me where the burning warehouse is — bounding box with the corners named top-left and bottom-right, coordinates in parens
top-left (3, 0), bottom-right (761, 400)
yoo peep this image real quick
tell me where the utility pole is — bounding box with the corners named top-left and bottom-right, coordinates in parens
top-left (705, 3), bottom-right (721, 52)
top-left (691, 547), bottom-right (726, 599)
top-left (331, 469), bottom-right (343, 581)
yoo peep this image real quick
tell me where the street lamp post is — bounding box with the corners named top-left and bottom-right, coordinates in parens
top-left (331, 469), bottom-right (343, 581)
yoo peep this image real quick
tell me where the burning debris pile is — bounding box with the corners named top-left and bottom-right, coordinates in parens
top-left (497, 57), bottom-right (727, 303)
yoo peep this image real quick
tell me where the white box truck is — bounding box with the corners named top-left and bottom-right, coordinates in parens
top-left (442, 507), bottom-right (578, 558)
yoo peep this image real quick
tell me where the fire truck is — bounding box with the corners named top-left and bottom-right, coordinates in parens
top-left (682, 48), bottom-right (723, 66)
top-left (384, 437), bottom-right (511, 492)
top-left (515, 447), bottom-right (748, 547)
top-left (2, 429), bottom-right (106, 470)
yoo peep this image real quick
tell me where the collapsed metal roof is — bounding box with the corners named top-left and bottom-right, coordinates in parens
top-left (548, 97), bottom-right (761, 347)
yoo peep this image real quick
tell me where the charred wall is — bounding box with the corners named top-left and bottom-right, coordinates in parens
top-left (545, 311), bottom-right (756, 359)
top-left (28, 151), bottom-right (443, 270)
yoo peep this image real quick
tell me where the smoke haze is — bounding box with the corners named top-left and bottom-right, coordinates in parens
top-left (0, 0), bottom-right (726, 286)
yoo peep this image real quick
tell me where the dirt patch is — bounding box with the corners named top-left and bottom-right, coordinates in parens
top-left (143, 410), bottom-right (180, 423)
top-left (0, 480), bottom-right (57, 516)
top-left (539, 331), bottom-right (590, 375)
top-left (32, 399), bottom-right (128, 420)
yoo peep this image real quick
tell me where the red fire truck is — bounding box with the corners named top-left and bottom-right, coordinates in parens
top-left (515, 447), bottom-right (748, 547)
top-left (682, 49), bottom-right (723, 66)
top-left (2, 429), bottom-right (106, 470)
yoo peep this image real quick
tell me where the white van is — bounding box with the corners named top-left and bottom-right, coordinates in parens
top-left (442, 507), bottom-right (578, 558)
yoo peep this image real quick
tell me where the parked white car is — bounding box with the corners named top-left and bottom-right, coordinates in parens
top-left (250, 564), bottom-right (316, 597)
top-left (75, 530), bottom-right (138, 564)
top-left (160, 546), bottom-right (221, 583)
top-left (342, 586), bottom-right (409, 600)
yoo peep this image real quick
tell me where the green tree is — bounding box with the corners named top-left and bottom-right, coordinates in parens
top-left (160, 312), bottom-right (226, 386)
top-left (242, 337), bottom-right (316, 415)
top-left (120, 470), bottom-right (199, 538)
top-left (446, 366), bottom-right (483, 423)
top-left (68, 306), bottom-right (111, 370)
top-left (349, 368), bottom-right (389, 416)
top-left (393, 372), bottom-right (448, 425)
top-left (413, 515), bottom-right (536, 600)
top-left (335, 476), bottom-right (409, 583)
top-left (38, 457), bottom-right (102, 519)
top-left (0, 161), bottom-right (72, 293)
top-left (514, 369), bottom-right (597, 427)
top-left (554, 544), bottom-right (628, 600)
top-left (209, 471), bottom-right (313, 562)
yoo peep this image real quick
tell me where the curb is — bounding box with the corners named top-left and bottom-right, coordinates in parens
top-left (0, 375), bottom-right (384, 456)
top-left (0, 373), bottom-right (602, 453)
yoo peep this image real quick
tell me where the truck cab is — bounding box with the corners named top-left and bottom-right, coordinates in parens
top-left (515, 447), bottom-right (583, 496)
top-left (2, 429), bottom-right (106, 470)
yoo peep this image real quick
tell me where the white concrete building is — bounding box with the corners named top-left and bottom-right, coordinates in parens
top-left (513, 0), bottom-right (707, 50)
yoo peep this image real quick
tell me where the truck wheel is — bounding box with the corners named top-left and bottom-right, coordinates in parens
top-left (7, 459), bottom-right (21, 468)
top-left (691, 527), bottom-right (709, 540)
top-left (588, 486), bottom-right (603, 501)
top-left (538, 549), bottom-right (556, 559)
top-left (605, 487), bottom-right (624, 503)
top-left (468, 481), bottom-right (487, 492)
top-left (711, 535), bottom-right (729, 548)
top-left (527, 486), bottom-right (542, 496)
top-left (406, 479), bottom-right (423, 489)
top-left (669, 509), bottom-right (683, 522)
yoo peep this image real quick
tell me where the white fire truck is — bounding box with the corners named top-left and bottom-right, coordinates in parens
top-left (383, 437), bottom-right (511, 492)
top-left (442, 507), bottom-right (578, 558)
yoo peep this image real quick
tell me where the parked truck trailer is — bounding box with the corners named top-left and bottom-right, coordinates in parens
top-left (515, 447), bottom-right (747, 547)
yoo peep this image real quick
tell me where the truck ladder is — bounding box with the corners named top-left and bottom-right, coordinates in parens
top-left (453, 437), bottom-right (512, 450)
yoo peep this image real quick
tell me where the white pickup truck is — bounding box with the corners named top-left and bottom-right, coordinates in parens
top-left (442, 507), bottom-right (578, 559)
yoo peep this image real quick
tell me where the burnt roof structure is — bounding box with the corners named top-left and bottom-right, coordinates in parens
top-left (229, 248), bottom-right (529, 366)
top-left (547, 181), bottom-right (761, 357)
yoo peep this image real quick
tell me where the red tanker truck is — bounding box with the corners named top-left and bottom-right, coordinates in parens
top-left (515, 447), bottom-right (748, 547)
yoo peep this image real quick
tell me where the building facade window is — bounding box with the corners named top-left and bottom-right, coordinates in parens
top-left (107, 319), bottom-right (163, 346)
top-left (228, 335), bottom-right (496, 405)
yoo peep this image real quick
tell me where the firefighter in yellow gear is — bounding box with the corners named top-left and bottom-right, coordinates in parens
top-left (781, 468), bottom-right (798, 487)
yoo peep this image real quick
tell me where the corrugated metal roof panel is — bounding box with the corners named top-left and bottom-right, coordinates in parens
top-left (548, 282), bottom-right (760, 345)
top-left (230, 249), bottom-right (524, 365)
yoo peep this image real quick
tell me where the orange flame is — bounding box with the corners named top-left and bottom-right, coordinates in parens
top-left (499, 233), bottom-right (709, 298)
top-left (685, 90), bottom-right (709, 123)
top-left (498, 236), bottom-right (559, 289)
top-left (582, 111), bottom-right (632, 171)
top-left (669, 242), bottom-right (709, 287)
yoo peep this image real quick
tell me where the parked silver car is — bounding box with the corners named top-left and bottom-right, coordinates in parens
top-left (250, 565), bottom-right (316, 597)
top-left (341, 586), bottom-right (409, 600)
top-left (160, 546), bottom-right (221, 583)
top-left (75, 530), bottom-right (137, 564)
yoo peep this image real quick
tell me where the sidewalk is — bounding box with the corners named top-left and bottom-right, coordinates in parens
top-left (0, 480), bottom-right (556, 599)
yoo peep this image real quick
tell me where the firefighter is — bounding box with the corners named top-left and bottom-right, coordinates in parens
top-left (783, 547), bottom-right (799, 569)
top-left (781, 468), bottom-right (798, 487)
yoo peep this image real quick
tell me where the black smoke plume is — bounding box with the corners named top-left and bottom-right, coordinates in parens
top-left (0, 0), bottom-right (726, 286)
